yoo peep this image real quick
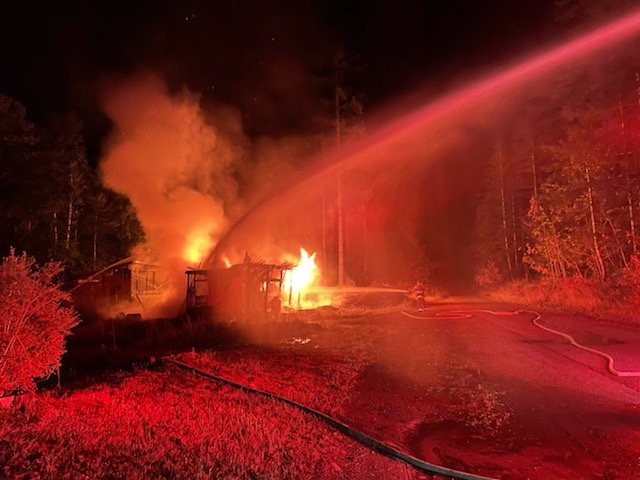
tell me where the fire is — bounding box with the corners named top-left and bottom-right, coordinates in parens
top-left (284, 248), bottom-right (317, 294)
top-left (282, 247), bottom-right (327, 308)
top-left (183, 228), bottom-right (214, 265)
top-left (222, 256), bottom-right (232, 268)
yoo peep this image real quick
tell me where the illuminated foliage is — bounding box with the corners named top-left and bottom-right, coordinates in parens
top-left (474, 260), bottom-right (503, 287)
top-left (477, 53), bottom-right (640, 286)
top-left (0, 249), bottom-right (79, 394)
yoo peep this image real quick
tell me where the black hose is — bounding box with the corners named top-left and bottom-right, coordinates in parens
top-left (162, 357), bottom-right (497, 480)
top-left (402, 309), bottom-right (640, 377)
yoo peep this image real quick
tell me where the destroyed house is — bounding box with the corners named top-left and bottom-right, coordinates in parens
top-left (71, 258), bottom-right (166, 316)
top-left (186, 260), bottom-right (294, 320)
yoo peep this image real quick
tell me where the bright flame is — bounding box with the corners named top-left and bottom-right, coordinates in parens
top-left (222, 256), bottom-right (232, 268)
top-left (285, 248), bottom-right (317, 293)
top-left (282, 247), bottom-right (329, 308)
top-left (183, 228), bottom-right (214, 264)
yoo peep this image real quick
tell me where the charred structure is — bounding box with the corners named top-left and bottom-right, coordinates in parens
top-left (186, 258), bottom-right (295, 321)
top-left (70, 258), bottom-right (167, 318)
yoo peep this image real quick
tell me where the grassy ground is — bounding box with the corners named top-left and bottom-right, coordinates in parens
top-left (0, 364), bottom-right (418, 479)
top-left (173, 347), bottom-right (363, 417)
top-left (488, 277), bottom-right (640, 325)
top-left (4, 297), bottom-right (639, 479)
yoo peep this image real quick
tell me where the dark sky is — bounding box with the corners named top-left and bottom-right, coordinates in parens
top-left (0, 0), bottom-right (561, 156)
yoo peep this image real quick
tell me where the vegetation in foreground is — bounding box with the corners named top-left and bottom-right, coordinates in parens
top-left (0, 366), bottom-right (415, 480)
top-left (0, 249), bottom-right (78, 395)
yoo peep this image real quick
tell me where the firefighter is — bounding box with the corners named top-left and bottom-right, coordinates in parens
top-left (413, 281), bottom-right (427, 311)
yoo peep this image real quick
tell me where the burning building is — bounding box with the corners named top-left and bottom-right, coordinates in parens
top-left (70, 258), bottom-right (169, 319)
top-left (69, 244), bottom-right (324, 322)
top-left (186, 248), bottom-right (325, 320)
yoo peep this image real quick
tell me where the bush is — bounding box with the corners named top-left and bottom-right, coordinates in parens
top-left (0, 249), bottom-right (79, 394)
top-left (474, 260), bottom-right (503, 287)
top-left (619, 255), bottom-right (640, 307)
top-left (493, 275), bottom-right (603, 312)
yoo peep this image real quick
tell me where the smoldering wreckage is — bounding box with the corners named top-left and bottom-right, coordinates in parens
top-left (69, 248), bottom-right (326, 323)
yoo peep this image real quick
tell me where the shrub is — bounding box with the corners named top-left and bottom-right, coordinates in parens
top-left (619, 255), bottom-right (640, 308)
top-left (493, 275), bottom-right (603, 312)
top-left (474, 260), bottom-right (503, 287)
top-left (0, 249), bottom-right (79, 394)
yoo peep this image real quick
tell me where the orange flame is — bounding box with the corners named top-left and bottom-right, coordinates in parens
top-left (283, 248), bottom-right (317, 294)
top-left (282, 247), bottom-right (329, 308)
top-left (183, 228), bottom-right (214, 265)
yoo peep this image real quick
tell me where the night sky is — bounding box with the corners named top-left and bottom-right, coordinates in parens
top-left (0, 0), bottom-right (560, 158)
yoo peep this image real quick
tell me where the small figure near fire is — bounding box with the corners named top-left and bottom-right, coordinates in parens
top-left (412, 281), bottom-right (427, 312)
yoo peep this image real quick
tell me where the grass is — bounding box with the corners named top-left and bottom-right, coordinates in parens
top-left (0, 364), bottom-right (417, 479)
top-left (173, 347), bottom-right (364, 417)
top-left (1, 291), bottom-right (521, 479)
top-left (488, 276), bottom-right (640, 324)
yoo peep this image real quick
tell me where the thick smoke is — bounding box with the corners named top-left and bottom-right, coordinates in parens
top-left (99, 72), bottom-right (242, 316)
top-left (98, 72), bottom-right (326, 316)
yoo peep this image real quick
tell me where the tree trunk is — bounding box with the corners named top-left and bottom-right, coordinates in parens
top-left (363, 202), bottom-right (368, 281)
top-left (633, 73), bottom-right (640, 255)
top-left (321, 184), bottom-right (327, 274)
top-left (552, 224), bottom-right (567, 278)
top-left (627, 190), bottom-right (637, 256)
top-left (538, 201), bottom-right (566, 279)
top-left (619, 98), bottom-right (637, 256)
top-left (584, 162), bottom-right (606, 280)
top-left (335, 64), bottom-right (345, 286)
top-left (52, 211), bottom-right (58, 255)
top-left (606, 217), bottom-right (628, 268)
top-left (337, 173), bottom-right (345, 286)
top-left (511, 194), bottom-right (518, 273)
top-left (530, 137), bottom-right (538, 199)
top-left (65, 199), bottom-right (73, 250)
top-left (498, 142), bottom-right (512, 274)
top-left (65, 165), bottom-right (74, 250)
top-left (93, 215), bottom-right (98, 270)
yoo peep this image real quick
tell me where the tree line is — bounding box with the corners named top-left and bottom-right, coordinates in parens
top-left (475, 50), bottom-right (640, 285)
top-left (0, 94), bottom-right (142, 280)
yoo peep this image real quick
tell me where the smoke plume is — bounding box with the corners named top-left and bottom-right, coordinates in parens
top-left (99, 72), bottom-right (242, 315)
top-left (98, 71), bottom-right (328, 316)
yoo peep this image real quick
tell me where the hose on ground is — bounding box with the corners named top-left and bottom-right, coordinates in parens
top-left (525, 310), bottom-right (640, 377)
top-left (401, 309), bottom-right (640, 377)
top-left (162, 357), bottom-right (497, 480)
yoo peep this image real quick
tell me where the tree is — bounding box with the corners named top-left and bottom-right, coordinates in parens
top-left (0, 95), bottom-right (39, 254)
top-left (0, 94), bottom-right (144, 279)
top-left (473, 1), bottom-right (640, 286)
top-left (0, 249), bottom-right (79, 394)
top-left (331, 51), bottom-right (364, 285)
top-left (476, 136), bottom-right (532, 280)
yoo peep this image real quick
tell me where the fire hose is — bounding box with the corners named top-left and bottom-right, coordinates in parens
top-left (401, 309), bottom-right (640, 377)
top-left (162, 357), bottom-right (497, 480)
top-left (162, 309), bottom-right (639, 479)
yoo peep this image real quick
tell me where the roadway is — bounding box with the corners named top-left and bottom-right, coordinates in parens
top-left (310, 301), bottom-right (640, 479)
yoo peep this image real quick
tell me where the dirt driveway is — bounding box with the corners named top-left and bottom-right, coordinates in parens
top-left (297, 301), bottom-right (640, 479)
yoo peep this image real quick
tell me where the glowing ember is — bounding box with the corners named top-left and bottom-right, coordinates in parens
top-left (282, 247), bottom-right (322, 307)
top-left (222, 256), bottom-right (232, 268)
top-left (183, 228), bottom-right (214, 264)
